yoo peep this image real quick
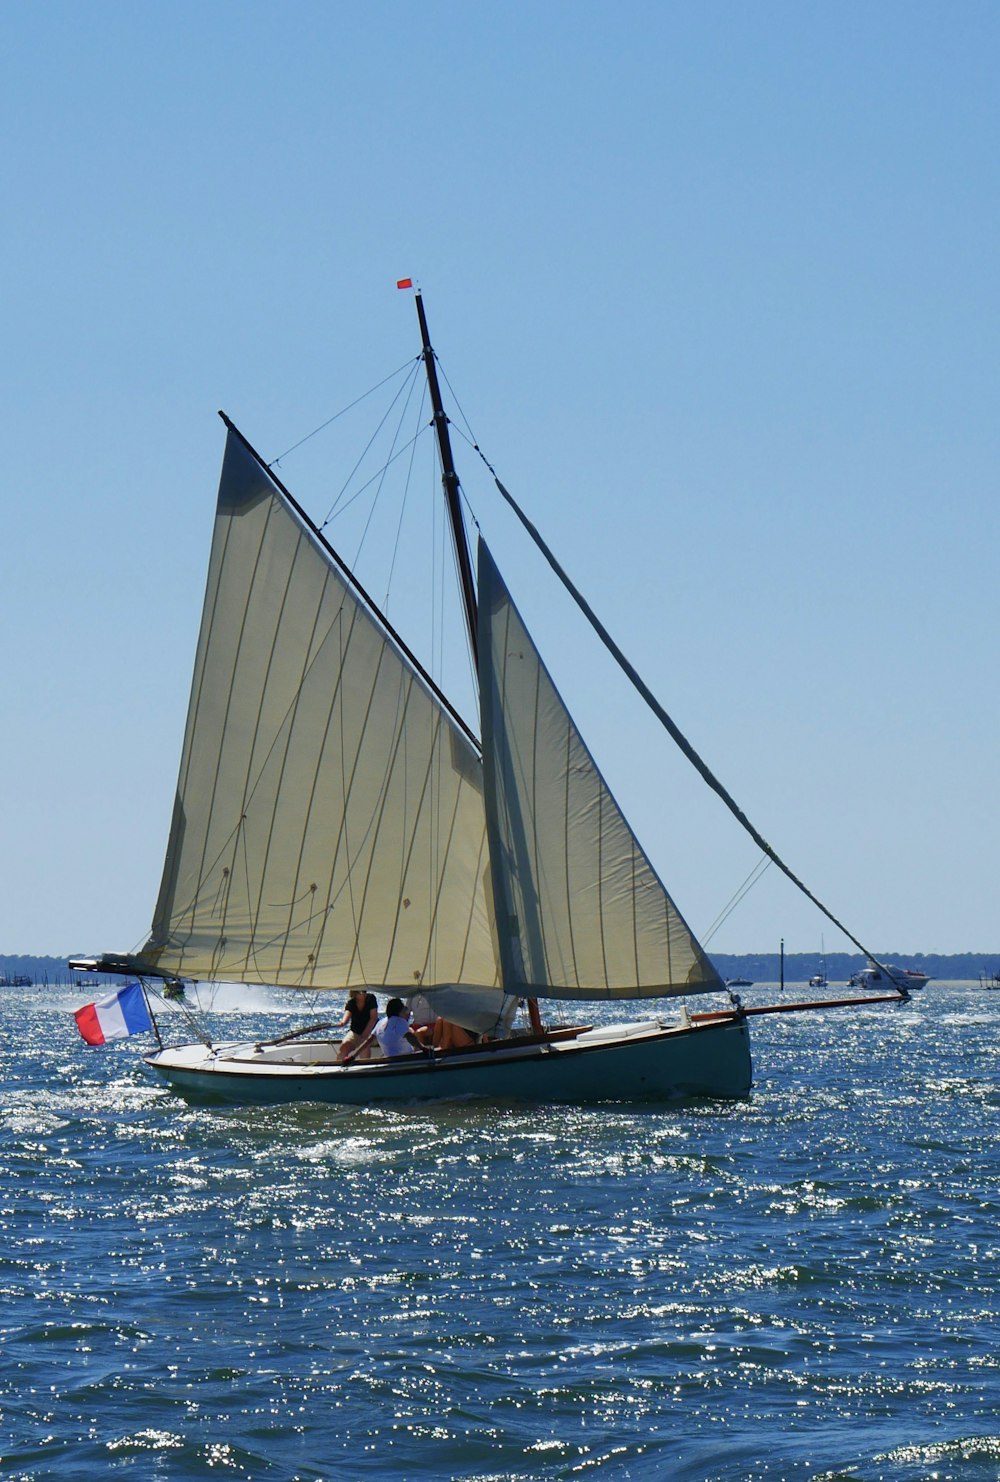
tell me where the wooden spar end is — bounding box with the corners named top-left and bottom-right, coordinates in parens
top-left (691, 992), bottom-right (904, 1023)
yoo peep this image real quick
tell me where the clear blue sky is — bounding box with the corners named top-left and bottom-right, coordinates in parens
top-left (3, 1), bottom-right (998, 960)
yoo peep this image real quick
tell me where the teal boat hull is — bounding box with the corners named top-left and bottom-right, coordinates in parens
top-left (144, 1015), bottom-right (752, 1107)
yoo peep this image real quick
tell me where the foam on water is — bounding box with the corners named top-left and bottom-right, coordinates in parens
top-left (0, 982), bottom-right (997, 1479)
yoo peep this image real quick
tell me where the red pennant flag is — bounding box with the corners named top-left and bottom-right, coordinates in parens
top-left (396, 277), bottom-right (413, 289)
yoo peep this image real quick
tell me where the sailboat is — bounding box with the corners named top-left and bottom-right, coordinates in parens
top-left (70, 293), bottom-right (900, 1106)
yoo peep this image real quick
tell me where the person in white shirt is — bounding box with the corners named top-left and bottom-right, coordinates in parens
top-left (349, 998), bottom-right (427, 1062)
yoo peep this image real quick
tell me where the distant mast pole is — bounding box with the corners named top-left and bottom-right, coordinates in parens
top-left (414, 291), bottom-right (479, 667)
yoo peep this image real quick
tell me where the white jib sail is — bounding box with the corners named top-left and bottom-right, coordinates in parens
top-left (477, 539), bottom-right (722, 1001)
top-left (142, 430), bottom-right (500, 993)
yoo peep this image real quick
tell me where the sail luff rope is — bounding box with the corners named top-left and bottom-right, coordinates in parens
top-left (470, 450), bottom-right (897, 987)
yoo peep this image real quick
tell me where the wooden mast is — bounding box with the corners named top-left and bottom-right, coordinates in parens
top-left (413, 291), bottom-right (543, 1036)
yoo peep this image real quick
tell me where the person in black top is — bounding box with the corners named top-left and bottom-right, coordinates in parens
top-left (337, 988), bottom-right (378, 1062)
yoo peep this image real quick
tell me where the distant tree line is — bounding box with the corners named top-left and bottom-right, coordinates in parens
top-left (710, 951), bottom-right (999, 983)
top-left (3, 949), bottom-right (999, 989)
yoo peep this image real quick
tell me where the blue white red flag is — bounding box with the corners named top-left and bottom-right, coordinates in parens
top-left (74, 982), bottom-right (152, 1045)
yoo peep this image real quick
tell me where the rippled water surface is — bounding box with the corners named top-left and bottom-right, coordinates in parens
top-left (1, 983), bottom-right (998, 1480)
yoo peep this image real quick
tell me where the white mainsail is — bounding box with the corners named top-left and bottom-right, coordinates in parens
top-left (142, 430), bottom-right (500, 994)
top-left (477, 539), bottom-right (722, 1001)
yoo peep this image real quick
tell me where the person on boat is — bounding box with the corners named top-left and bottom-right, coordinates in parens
top-left (402, 990), bottom-right (477, 1052)
top-left (373, 998), bottom-right (428, 1059)
top-left (336, 988), bottom-right (379, 1062)
top-left (431, 1018), bottom-right (476, 1052)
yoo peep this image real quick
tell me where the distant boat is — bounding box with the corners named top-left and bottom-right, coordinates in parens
top-left (849, 960), bottom-right (929, 991)
top-left (980, 970), bottom-right (1000, 991)
top-left (0, 974), bottom-right (31, 988)
top-left (809, 936), bottom-right (828, 988)
top-left (726, 977), bottom-right (754, 988)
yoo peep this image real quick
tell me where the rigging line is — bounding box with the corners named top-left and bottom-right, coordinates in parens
top-left (197, 616), bottom-right (413, 969)
top-left (449, 426), bottom-right (485, 520)
top-left (384, 379), bottom-right (429, 609)
top-left (706, 861), bottom-right (772, 944)
top-left (269, 357), bottom-right (420, 466)
top-left (220, 416), bottom-right (481, 750)
top-left (238, 830), bottom-right (326, 992)
top-left (450, 422), bottom-right (480, 455)
top-left (321, 426), bottom-right (429, 528)
top-left (350, 355), bottom-right (425, 571)
top-left (477, 456), bottom-right (897, 985)
top-left (703, 855), bottom-right (772, 941)
top-left (439, 474), bottom-right (481, 709)
top-left (702, 857), bottom-right (773, 947)
top-left (155, 563), bottom-right (465, 952)
top-left (238, 824), bottom-right (269, 983)
top-left (433, 461), bottom-right (444, 726)
top-left (423, 404), bottom-right (481, 698)
top-left (460, 481), bottom-right (482, 532)
top-left (422, 427), bottom-right (479, 705)
top-left (437, 359), bottom-right (480, 451)
top-left (160, 605), bottom-right (356, 939)
top-left (147, 813), bottom-right (247, 964)
top-left (321, 363), bottom-right (423, 526)
top-left (147, 981), bottom-right (212, 1046)
top-left (441, 431), bottom-right (483, 703)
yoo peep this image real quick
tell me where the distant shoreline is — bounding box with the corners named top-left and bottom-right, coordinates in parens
top-left (710, 950), bottom-right (998, 983)
top-left (3, 949), bottom-right (999, 989)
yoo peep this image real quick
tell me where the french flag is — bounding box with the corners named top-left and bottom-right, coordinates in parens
top-left (74, 982), bottom-right (152, 1045)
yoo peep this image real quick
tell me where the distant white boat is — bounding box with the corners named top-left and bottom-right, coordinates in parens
top-left (809, 936), bottom-right (828, 987)
top-left (849, 961), bottom-right (929, 992)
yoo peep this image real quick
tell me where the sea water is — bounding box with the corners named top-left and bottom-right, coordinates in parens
top-left (1, 982), bottom-right (998, 1481)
